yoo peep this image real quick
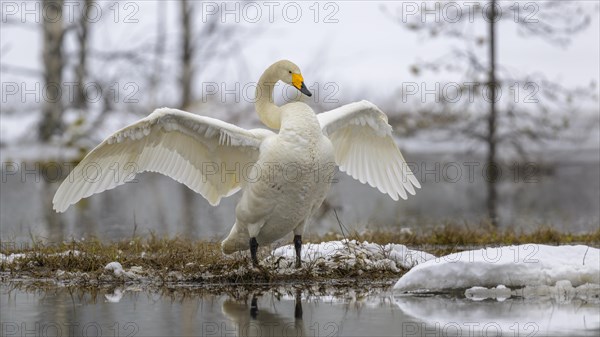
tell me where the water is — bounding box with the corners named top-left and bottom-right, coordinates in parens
top-left (1, 284), bottom-right (598, 337)
top-left (1, 150), bottom-right (599, 244)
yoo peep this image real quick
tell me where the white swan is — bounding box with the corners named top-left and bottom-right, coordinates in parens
top-left (53, 60), bottom-right (420, 267)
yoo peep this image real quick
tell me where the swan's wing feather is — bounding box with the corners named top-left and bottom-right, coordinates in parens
top-left (53, 108), bottom-right (274, 212)
top-left (318, 100), bottom-right (420, 200)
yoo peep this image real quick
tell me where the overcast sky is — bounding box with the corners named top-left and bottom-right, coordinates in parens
top-left (1, 1), bottom-right (599, 110)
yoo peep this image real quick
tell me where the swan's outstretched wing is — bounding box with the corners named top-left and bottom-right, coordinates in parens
top-left (318, 100), bottom-right (420, 200)
top-left (53, 108), bottom-right (274, 212)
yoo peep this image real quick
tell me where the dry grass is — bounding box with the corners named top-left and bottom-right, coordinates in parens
top-left (2, 235), bottom-right (244, 281)
top-left (314, 223), bottom-right (600, 256)
top-left (0, 234), bottom-right (403, 285)
top-left (1, 224), bottom-right (598, 287)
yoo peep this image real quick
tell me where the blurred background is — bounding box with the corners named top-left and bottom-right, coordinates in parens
top-left (1, 1), bottom-right (599, 243)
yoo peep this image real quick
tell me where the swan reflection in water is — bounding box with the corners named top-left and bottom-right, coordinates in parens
top-left (222, 289), bottom-right (305, 336)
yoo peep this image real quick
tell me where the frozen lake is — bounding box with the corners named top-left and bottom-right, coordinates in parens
top-left (1, 283), bottom-right (598, 337)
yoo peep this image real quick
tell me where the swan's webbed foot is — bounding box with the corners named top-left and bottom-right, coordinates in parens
top-left (249, 237), bottom-right (259, 267)
top-left (294, 235), bottom-right (302, 268)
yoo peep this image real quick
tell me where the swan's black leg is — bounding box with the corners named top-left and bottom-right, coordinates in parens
top-left (294, 235), bottom-right (302, 268)
top-left (250, 237), bottom-right (259, 267)
top-left (294, 289), bottom-right (303, 319)
top-left (250, 295), bottom-right (258, 319)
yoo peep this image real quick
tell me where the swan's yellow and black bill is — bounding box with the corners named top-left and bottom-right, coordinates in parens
top-left (292, 73), bottom-right (312, 97)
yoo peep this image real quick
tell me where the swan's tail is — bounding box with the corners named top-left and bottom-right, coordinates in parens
top-left (221, 222), bottom-right (250, 254)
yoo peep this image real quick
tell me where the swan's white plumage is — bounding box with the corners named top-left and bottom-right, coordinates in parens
top-left (53, 108), bottom-right (274, 212)
top-left (318, 100), bottom-right (421, 201)
top-left (53, 60), bottom-right (420, 258)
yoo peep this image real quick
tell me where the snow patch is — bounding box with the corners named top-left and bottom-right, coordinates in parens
top-left (270, 240), bottom-right (434, 271)
top-left (0, 253), bottom-right (28, 264)
top-left (465, 280), bottom-right (600, 303)
top-left (465, 285), bottom-right (511, 301)
top-left (0, 250), bottom-right (80, 264)
top-left (103, 262), bottom-right (140, 280)
top-left (394, 244), bottom-right (600, 292)
top-left (53, 250), bottom-right (81, 257)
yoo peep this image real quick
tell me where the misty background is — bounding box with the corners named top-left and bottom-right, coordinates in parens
top-left (1, 1), bottom-right (599, 243)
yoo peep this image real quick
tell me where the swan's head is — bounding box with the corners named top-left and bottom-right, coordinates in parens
top-left (270, 60), bottom-right (312, 97)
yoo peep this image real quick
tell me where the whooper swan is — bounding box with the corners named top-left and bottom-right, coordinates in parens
top-left (53, 60), bottom-right (421, 267)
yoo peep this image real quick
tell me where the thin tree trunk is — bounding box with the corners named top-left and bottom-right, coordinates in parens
top-left (179, 0), bottom-right (194, 110)
top-left (149, 1), bottom-right (166, 107)
top-left (179, 0), bottom-right (196, 229)
top-left (74, 0), bottom-right (91, 109)
top-left (486, 0), bottom-right (499, 225)
top-left (39, 0), bottom-right (65, 141)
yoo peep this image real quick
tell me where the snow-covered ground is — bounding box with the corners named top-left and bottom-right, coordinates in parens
top-left (394, 244), bottom-right (600, 292)
top-left (393, 245), bottom-right (600, 336)
top-left (103, 261), bottom-right (142, 280)
top-left (0, 250), bottom-right (80, 264)
top-left (270, 239), bottom-right (435, 272)
top-left (4, 243), bottom-right (598, 290)
top-left (1, 240), bottom-right (435, 285)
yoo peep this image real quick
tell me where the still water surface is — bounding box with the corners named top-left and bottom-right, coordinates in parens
top-left (2, 150), bottom-right (599, 244)
top-left (1, 284), bottom-right (599, 337)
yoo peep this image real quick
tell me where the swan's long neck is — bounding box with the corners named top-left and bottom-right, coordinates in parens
top-left (255, 66), bottom-right (282, 129)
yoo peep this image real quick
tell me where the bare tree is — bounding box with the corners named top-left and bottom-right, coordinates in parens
top-left (149, 1), bottom-right (167, 108)
top-left (176, 1), bottom-right (245, 229)
top-left (386, 1), bottom-right (595, 224)
top-left (487, 0), bottom-right (499, 222)
top-left (4, 0), bottom-right (250, 146)
top-left (179, 0), bottom-right (194, 110)
top-left (73, 0), bottom-right (92, 109)
top-left (39, 0), bottom-right (67, 141)
top-left (177, 0), bottom-right (196, 231)
top-left (177, 1), bottom-right (238, 110)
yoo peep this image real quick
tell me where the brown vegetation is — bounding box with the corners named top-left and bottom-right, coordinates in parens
top-left (1, 224), bottom-right (598, 288)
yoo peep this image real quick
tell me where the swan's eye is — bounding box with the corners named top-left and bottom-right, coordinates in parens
top-left (288, 71), bottom-right (292, 74)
